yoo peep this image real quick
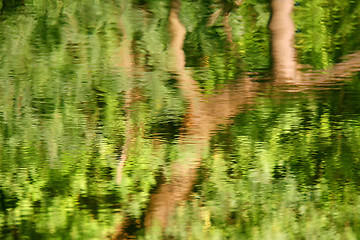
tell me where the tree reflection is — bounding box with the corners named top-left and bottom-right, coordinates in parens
top-left (113, 0), bottom-right (360, 237)
top-left (270, 0), bottom-right (299, 83)
top-left (115, 0), bottom-right (360, 237)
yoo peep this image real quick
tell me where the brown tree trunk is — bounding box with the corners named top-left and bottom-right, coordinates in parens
top-left (143, 0), bottom-right (259, 231)
top-left (269, 0), bottom-right (300, 83)
top-left (144, 0), bottom-right (209, 229)
top-left (269, 0), bottom-right (360, 89)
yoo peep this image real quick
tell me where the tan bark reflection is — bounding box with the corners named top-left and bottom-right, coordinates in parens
top-left (269, 0), bottom-right (300, 83)
top-left (270, 0), bottom-right (360, 89)
top-left (144, 0), bottom-right (258, 231)
top-left (143, 0), bottom-right (212, 229)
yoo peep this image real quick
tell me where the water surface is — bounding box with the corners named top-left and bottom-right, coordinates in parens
top-left (0, 0), bottom-right (360, 239)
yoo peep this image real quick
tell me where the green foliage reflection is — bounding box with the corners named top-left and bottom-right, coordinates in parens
top-left (0, 0), bottom-right (359, 239)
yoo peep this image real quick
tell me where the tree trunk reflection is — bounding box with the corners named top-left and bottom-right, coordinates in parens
top-left (143, 0), bottom-right (258, 231)
top-left (269, 0), bottom-right (300, 83)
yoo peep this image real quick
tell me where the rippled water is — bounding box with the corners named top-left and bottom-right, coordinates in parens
top-left (1, 0), bottom-right (360, 239)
